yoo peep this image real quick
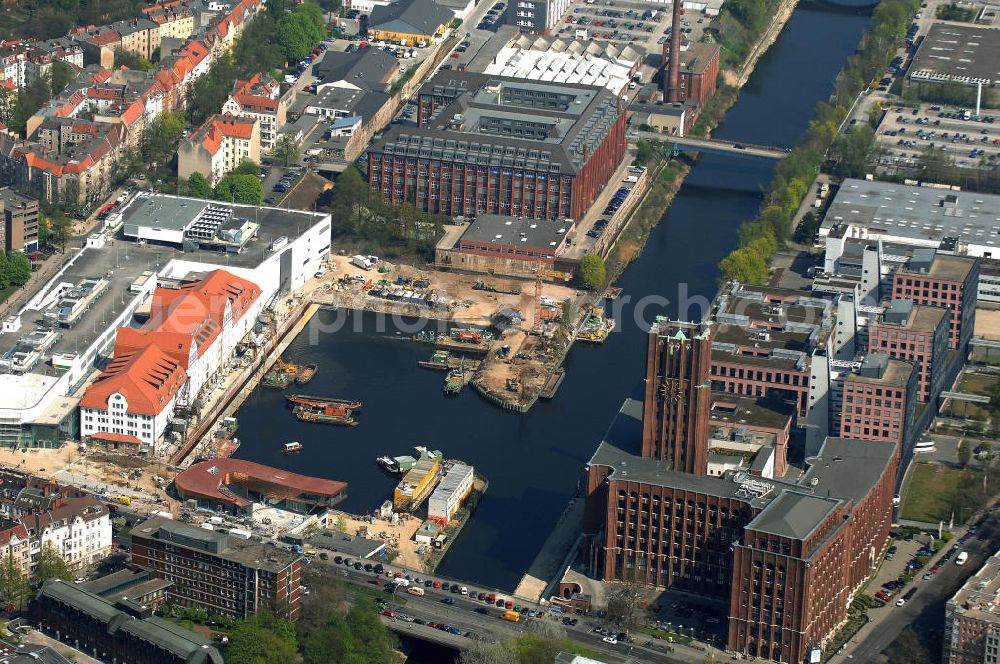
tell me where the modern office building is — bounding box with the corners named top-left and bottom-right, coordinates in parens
top-left (506, 0), bottom-right (573, 34)
top-left (80, 269), bottom-right (262, 452)
top-left (130, 517), bottom-right (302, 620)
top-left (836, 353), bottom-right (917, 461)
top-left (0, 193), bottom-right (330, 449)
top-left (0, 188), bottom-right (39, 253)
top-left (907, 23), bottom-right (1000, 92)
top-left (819, 179), bottom-right (1000, 260)
top-left (369, 71), bottom-right (627, 221)
top-left (867, 299), bottom-right (949, 402)
top-left (890, 249), bottom-right (979, 351)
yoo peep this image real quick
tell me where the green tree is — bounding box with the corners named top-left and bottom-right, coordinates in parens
top-left (49, 211), bottom-right (73, 254)
top-left (10, 76), bottom-right (53, 137)
top-left (226, 612), bottom-right (297, 664)
top-left (233, 160), bottom-right (261, 176)
top-left (187, 172), bottom-right (211, 198)
top-left (301, 596), bottom-right (396, 664)
top-left (579, 255), bottom-right (606, 291)
top-left (830, 125), bottom-right (876, 178)
top-left (113, 48), bottom-right (154, 71)
top-left (37, 216), bottom-right (50, 247)
top-left (958, 440), bottom-right (972, 468)
top-left (273, 134), bottom-right (300, 167)
top-left (635, 140), bottom-right (654, 166)
top-left (50, 60), bottom-right (74, 97)
top-left (276, 4), bottom-right (326, 62)
top-left (333, 515), bottom-right (348, 533)
top-left (32, 543), bottom-right (72, 584)
top-left (213, 174), bottom-right (263, 204)
top-left (0, 555), bottom-right (28, 611)
top-left (6, 252), bottom-right (31, 286)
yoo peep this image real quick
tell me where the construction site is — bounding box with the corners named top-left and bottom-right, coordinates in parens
top-left (310, 254), bottom-right (611, 410)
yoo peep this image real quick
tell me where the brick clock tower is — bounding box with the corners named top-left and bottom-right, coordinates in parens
top-left (641, 318), bottom-right (713, 474)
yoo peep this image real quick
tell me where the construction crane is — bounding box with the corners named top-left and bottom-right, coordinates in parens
top-left (533, 270), bottom-right (543, 331)
top-left (259, 309), bottom-right (298, 375)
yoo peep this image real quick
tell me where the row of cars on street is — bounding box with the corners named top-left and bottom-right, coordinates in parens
top-left (477, 2), bottom-right (505, 30)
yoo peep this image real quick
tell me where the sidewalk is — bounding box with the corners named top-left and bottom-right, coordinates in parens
top-left (829, 514), bottom-right (985, 663)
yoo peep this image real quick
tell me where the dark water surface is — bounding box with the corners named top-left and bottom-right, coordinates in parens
top-left (233, 6), bottom-right (872, 593)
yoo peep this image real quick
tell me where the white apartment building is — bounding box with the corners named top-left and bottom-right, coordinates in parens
top-left (221, 73), bottom-right (286, 152)
top-left (24, 497), bottom-right (112, 572)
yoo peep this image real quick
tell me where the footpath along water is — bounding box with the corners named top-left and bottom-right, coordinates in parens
top-left (233, 5), bottom-right (872, 592)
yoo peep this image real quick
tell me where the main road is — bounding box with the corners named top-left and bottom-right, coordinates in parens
top-left (321, 559), bottom-right (716, 663)
top-left (831, 511), bottom-right (999, 663)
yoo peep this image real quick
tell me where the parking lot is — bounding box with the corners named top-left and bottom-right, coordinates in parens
top-left (549, 0), bottom-right (711, 66)
top-left (876, 102), bottom-right (1000, 170)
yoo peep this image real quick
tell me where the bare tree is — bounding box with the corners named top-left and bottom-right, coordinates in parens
top-left (459, 640), bottom-right (518, 664)
top-left (606, 566), bottom-right (645, 635)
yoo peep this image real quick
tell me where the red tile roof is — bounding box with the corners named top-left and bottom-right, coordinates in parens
top-left (87, 31), bottom-right (122, 47)
top-left (91, 432), bottom-right (144, 445)
top-left (190, 113), bottom-right (257, 155)
top-left (175, 459), bottom-right (348, 510)
top-left (80, 343), bottom-right (187, 416)
top-left (113, 270), bottom-right (261, 369)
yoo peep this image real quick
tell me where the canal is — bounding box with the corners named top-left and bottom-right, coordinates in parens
top-left (232, 4), bottom-right (872, 592)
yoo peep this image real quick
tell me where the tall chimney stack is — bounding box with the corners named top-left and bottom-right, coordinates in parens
top-left (664, 0), bottom-right (682, 103)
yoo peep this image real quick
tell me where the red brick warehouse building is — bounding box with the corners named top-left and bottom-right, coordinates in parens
top-left (583, 317), bottom-right (897, 664)
top-left (367, 71), bottom-right (627, 220)
top-left (659, 42), bottom-right (720, 108)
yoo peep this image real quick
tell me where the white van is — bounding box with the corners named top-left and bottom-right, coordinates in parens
top-left (956, 551), bottom-right (969, 566)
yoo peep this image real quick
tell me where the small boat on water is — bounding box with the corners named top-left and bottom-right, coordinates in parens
top-left (287, 394), bottom-right (362, 410)
top-left (377, 456), bottom-right (398, 472)
top-left (295, 364), bottom-right (318, 385)
top-left (293, 405), bottom-right (357, 426)
top-left (444, 358), bottom-right (465, 395)
top-left (283, 441), bottom-right (304, 453)
top-left (262, 368), bottom-right (293, 389)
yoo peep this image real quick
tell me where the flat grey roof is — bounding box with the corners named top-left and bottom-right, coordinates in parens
top-left (589, 394), bottom-right (896, 544)
top-left (746, 490), bottom-right (840, 540)
top-left (459, 214), bottom-right (570, 251)
top-left (135, 516), bottom-right (301, 572)
top-left (307, 529), bottom-right (386, 559)
top-left (801, 437), bottom-right (896, 503)
top-left (909, 23), bottom-right (1000, 85)
top-left (122, 196), bottom-right (209, 232)
top-left (372, 71), bottom-right (623, 175)
top-left (822, 178), bottom-right (1000, 251)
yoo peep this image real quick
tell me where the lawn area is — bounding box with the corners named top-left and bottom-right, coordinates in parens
top-left (957, 373), bottom-right (999, 396)
top-left (901, 462), bottom-right (999, 524)
top-left (944, 372), bottom-right (998, 420)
